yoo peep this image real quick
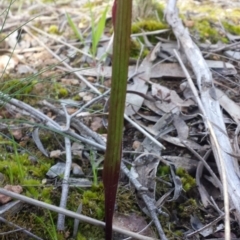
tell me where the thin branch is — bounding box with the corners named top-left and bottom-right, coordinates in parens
top-left (174, 49), bottom-right (230, 238)
top-left (0, 217), bottom-right (43, 240)
top-left (0, 188), bottom-right (157, 240)
top-left (57, 136), bottom-right (72, 231)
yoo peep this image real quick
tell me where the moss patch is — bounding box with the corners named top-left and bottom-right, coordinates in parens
top-left (176, 168), bottom-right (196, 192)
top-left (189, 19), bottom-right (228, 43)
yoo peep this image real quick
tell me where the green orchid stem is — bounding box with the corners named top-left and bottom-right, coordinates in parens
top-left (103, 0), bottom-right (132, 239)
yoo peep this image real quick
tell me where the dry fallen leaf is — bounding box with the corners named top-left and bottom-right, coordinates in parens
top-left (132, 140), bottom-right (141, 150)
top-left (61, 78), bottom-right (79, 85)
top-left (83, 95), bottom-right (93, 102)
top-left (50, 150), bottom-right (62, 158)
top-left (90, 117), bottom-right (103, 131)
top-left (113, 212), bottom-right (156, 239)
top-left (0, 55), bottom-right (18, 73)
top-left (10, 129), bottom-right (23, 140)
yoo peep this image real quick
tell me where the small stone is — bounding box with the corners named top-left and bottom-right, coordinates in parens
top-left (132, 141), bottom-right (141, 150)
top-left (87, 76), bottom-right (95, 82)
top-left (42, 179), bottom-right (47, 185)
top-left (67, 108), bottom-right (77, 115)
top-left (79, 92), bottom-right (87, 98)
top-left (11, 129), bottom-right (22, 140)
top-left (0, 185), bottom-right (23, 204)
top-left (184, 20), bottom-right (194, 28)
top-left (83, 95), bottom-right (93, 102)
top-left (50, 150), bottom-right (62, 158)
top-left (61, 78), bottom-right (79, 85)
top-left (71, 163), bottom-right (84, 177)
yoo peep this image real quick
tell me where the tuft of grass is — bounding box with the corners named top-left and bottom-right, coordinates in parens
top-left (34, 210), bottom-right (58, 240)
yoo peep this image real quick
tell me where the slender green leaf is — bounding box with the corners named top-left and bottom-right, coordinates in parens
top-left (66, 12), bottom-right (84, 42)
top-left (91, 5), bottom-right (109, 56)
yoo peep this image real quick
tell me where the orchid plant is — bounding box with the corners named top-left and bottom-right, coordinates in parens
top-left (103, 0), bottom-right (133, 239)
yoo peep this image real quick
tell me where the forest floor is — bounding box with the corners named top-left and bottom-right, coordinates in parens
top-left (0, 0), bottom-right (240, 239)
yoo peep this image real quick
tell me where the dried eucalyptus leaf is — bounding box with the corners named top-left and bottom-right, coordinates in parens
top-left (173, 114), bottom-right (189, 140)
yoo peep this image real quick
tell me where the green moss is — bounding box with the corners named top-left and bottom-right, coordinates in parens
top-left (57, 87), bottom-right (69, 98)
top-left (0, 152), bottom-right (30, 184)
top-left (0, 78), bottom-right (37, 101)
top-left (90, 103), bottom-right (104, 111)
top-left (83, 0), bottom-right (104, 8)
top-left (41, 187), bottom-right (54, 203)
top-left (48, 25), bottom-right (60, 35)
top-left (51, 82), bottom-right (69, 99)
top-left (82, 184), bottom-right (105, 220)
top-left (164, 225), bottom-right (183, 239)
top-left (158, 165), bottom-right (170, 176)
top-left (129, 39), bottom-right (149, 58)
top-left (178, 198), bottom-right (199, 218)
top-left (131, 18), bottom-right (172, 44)
top-left (71, 184), bottom-right (105, 239)
top-left (78, 225), bottom-right (105, 240)
top-left (72, 94), bottom-right (81, 101)
top-left (176, 167), bottom-right (196, 192)
top-left (189, 19), bottom-right (228, 43)
top-left (132, 19), bottom-right (168, 33)
top-left (116, 186), bottom-right (139, 213)
top-left (76, 233), bottom-right (87, 240)
top-left (223, 21), bottom-right (240, 35)
top-left (175, 230), bottom-right (184, 237)
top-left (28, 162), bottom-right (51, 178)
top-left (22, 178), bottom-right (41, 186)
top-left (22, 178), bottom-right (42, 199)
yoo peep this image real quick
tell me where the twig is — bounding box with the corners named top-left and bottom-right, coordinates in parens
top-left (186, 213), bottom-right (226, 238)
top-left (131, 29), bottom-right (169, 37)
top-left (57, 136), bottom-right (72, 231)
top-left (0, 229), bottom-right (24, 235)
top-left (0, 217), bottom-right (43, 240)
top-left (0, 93), bottom-right (105, 150)
top-left (174, 49), bottom-right (230, 239)
top-left (123, 220), bottom-right (153, 240)
top-left (24, 26), bottom-right (101, 95)
top-left (26, 23), bottom-right (165, 151)
top-left (72, 89), bottom-right (110, 118)
top-left (41, 100), bottom-right (106, 146)
top-left (121, 162), bottom-right (167, 240)
top-left (0, 188), bottom-right (157, 240)
top-left (181, 141), bottom-right (222, 191)
top-left (124, 114), bottom-right (165, 150)
top-left (0, 92), bottom-right (61, 130)
top-left (27, 25), bottom-right (94, 60)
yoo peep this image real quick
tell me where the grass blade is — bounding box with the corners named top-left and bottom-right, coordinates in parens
top-left (91, 5), bottom-right (109, 56)
top-left (66, 12), bottom-right (84, 42)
